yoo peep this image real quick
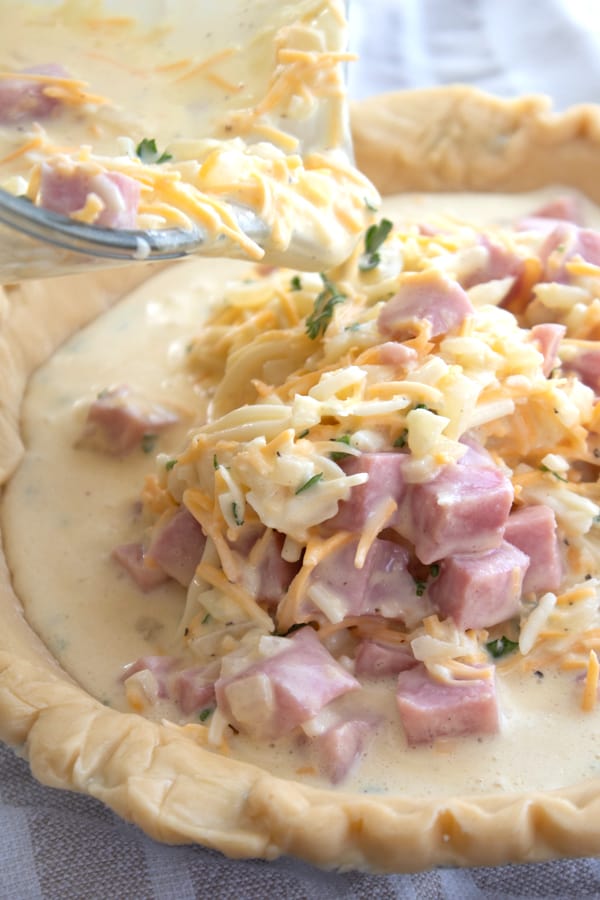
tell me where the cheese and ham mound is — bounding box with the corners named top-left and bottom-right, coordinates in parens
top-left (0, 2), bottom-right (378, 267)
top-left (98, 194), bottom-right (600, 784)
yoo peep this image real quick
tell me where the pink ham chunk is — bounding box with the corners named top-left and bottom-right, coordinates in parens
top-left (504, 505), bottom-right (562, 594)
top-left (173, 662), bottom-right (219, 715)
top-left (78, 385), bottom-right (178, 456)
top-left (39, 163), bottom-right (141, 229)
top-left (396, 445), bottom-right (514, 564)
top-left (562, 344), bottom-right (600, 394)
top-left (215, 626), bottom-right (359, 740)
top-left (300, 536), bottom-right (426, 627)
top-left (529, 323), bottom-right (565, 376)
top-left (314, 716), bottom-right (377, 784)
top-left (355, 639), bottom-right (417, 677)
top-left (396, 663), bottom-right (499, 746)
top-left (0, 64), bottom-right (68, 124)
top-left (146, 507), bottom-right (206, 587)
top-left (253, 530), bottom-right (302, 607)
top-left (323, 452), bottom-right (408, 533)
top-left (111, 542), bottom-right (170, 592)
top-left (378, 270), bottom-right (473, 340)
top-left (121, 655), bottom-right (177, 697)
top-left (541, 223), bottom-right (600, 283)
top-left (518, 195), bottom-right (584, 233)
top-left (428, 541), bottom-right (529, 630)
top-left (461, 236), bottom-right (525, 291)
top-left (378, 342), bottom-right (418, 368)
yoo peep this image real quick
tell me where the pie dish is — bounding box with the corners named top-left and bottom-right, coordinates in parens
top-left (2, 87), bottom-right (600, 873)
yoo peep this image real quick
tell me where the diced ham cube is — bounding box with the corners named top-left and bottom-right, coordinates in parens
top-left (0, 64), bottom-right (67, 124)
top-left (521, 195), bottom-right (583, 228)
top-left (77, 385), bottom-right (178, 456)
top-left (146, 507), bottom-right (206, 587)
top-left (254, 530), bottom-right (301, 606)
top-left (39, 163), bottom-right (141, 228)
top-left (378, 270), bottom-right (473, 339)
top-left (173, 662), bottom-right (219, 715)
top-left (428, 541), bottom-right (529, 630)
top-left (529, 323), bottom-right (565, 376)
top-left (461, 236), bottom-right (525, 290)
top-left (396, 663), bottom-right (499, 746)
top-left (504, 505), bottom-right (563, 594)
top-left (323, 452), bottom-right (408, 533)
top-left (301, 536), bottom-right (426, 627)
top-left (354, 639), bottom-right (417, 677)
top-left (378, 342), bottom-right (418, 368)
top-left (215, 627), bottom-right (359, 740)
top-left (562, 344), bottom-right (600, 394)
top-left (121, 655), bottom-right (177, 698)
top-left (314, 716), bottom-right (376, 784)
top-left (111, 542), bottom-right (169, 592)
top-left (396, 445), bottom-right (514, 564)
top-left (541, 223), bottom-right (600, 283)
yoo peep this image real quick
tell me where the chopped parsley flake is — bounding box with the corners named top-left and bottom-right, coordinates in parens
top-left (141, 433), bottom-right (157, 453)
top-left (290, 275), bottom-right (302, 291)
top-left (213, 454), bottom-right (219, 470)
top-left (136, 137), bottom-right (172, 164)
top-left (297, 428), bottom-right (310, 439)
top-left (231, 501), bottom-right (244, 526)
top-left (198, 708), bottom-right (213, 722)
top-left (201, 613), bottom-right (211, 625)
top-left (305, 275), bottom-right (346, 339)
top-left (364, 197), bottom-right (379, 212)
top-left (429, 563), bottom-right (440, 578)
top-left (486, 636), bottom-right (519, 658)
top-left (165, 459), bottom-right (177, 471)
top-left (414, 580), bottom-right (427, 597)
top-left (330, 433), bottom-right (352, 461)
top-left (295, 472), bottom-right (324, 494)
top-left (539, 464), bottom-right (568, 482)
top-left (393, 429), bottom-right (408, 448)
top-left (359, 218), bottom-right (393, 271)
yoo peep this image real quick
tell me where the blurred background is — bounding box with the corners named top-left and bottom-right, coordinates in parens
top-left (348, 0), bottom-right (600, 108)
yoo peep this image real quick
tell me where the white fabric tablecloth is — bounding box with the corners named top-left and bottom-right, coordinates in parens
top-left (3, 1), bottom-right (600, 896)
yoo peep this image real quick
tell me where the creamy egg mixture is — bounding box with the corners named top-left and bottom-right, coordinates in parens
top-left (0, 0), bottom-right (378, 269)
top-left (4, 189), bottom-right (600, 798)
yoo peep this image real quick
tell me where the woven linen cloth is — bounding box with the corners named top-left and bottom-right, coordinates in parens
top-left (2, 1), bottom-right (600, 896)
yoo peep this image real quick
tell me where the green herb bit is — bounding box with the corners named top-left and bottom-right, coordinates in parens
top-left (486, 636), bottom-right (519, 659)
top-left (141, 433), bottom-right (157, 454)
top-left (539, 464), bottom-right (568, 483)
top-left (393, 429), bottom-right (408, 448)
top-left (305, 274), bottom-right (346, 340)
top-left (429, 563), bottom-right (440, 578)
top-left (364, 197), bottom-right (379, 212)
top-left (231, 501), bottom-right (244, 526)
top-left (295, 472), bottom-right (324, 495)
top-left (414, 580), bottom-right (427, 597)
top-left (594, 513), bottom-right (600, 525)
top-left (136, 137), bottom-right (172, 164)
top-left (213, 453), bottom-right (219, 470)
top-left (345, 322), bottom-right (362, 332)
top-left (198, 708), bottom-right (213, 722)
top-left (290, 275), bottom-right (302, 291)
top-left (359, 218), bottom-right (393, 271)
top-left (201, 613), bottom-right (211, 625)
top-left (297, 428), bottom-right (310, 439)
top-left (330, 433), bottom-right (352, 461)
top-left (165, 459), bottom-right (177, 471)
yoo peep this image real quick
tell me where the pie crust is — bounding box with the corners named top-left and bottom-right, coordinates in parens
top-left (2, 87), bottom-right (600, 873)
